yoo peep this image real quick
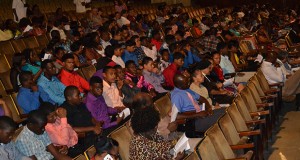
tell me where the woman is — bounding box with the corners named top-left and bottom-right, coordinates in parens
top-left (21, 48), bottom-right (43, 81)
top-left (10, 53), bottom-right (26, 92)
top-left (129, 106), bottom-right (184, 160)
top-left (92, 137), bottom-right (120, 160)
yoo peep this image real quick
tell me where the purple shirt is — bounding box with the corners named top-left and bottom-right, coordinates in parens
top-left (84, 92), bottom-right (118, 129)
top-left (0, 106), bottom-right (4, 116)
top-left (93, 69), bottom-right (104, 79)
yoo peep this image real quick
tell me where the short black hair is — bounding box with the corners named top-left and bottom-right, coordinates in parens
top-left (160, 49), bottom-right (169, 56)
top-left (228, 40), bottom-right (239, 49)
top-left (54, 47), bottom-right (65, 56)
top-left (125, 40), bottom-right (136, 47)
top-left (89, 76), bottom-right (103, 85)
top-left (151, 29), bottom-right (160, 37)
top-left (175, 30), bottom-right (184, 37)
top-left (39, 102), bottom-right (56, 116)
top-left (142, 56), bottom-right (153, 66)
top-left (61, 53), bottom-right (74, 62)
top-left (114, 65), bottom-right (122, 70)
top-left (27, 110), bottom-right (47, 126)
top-left (94, 137), bottom-right (119, 155)
top-left (216, 42), bottom-right (227, 52)
top-left (131, 106), bottom-right (160, 134)
top-left (104, 45), bottom-right (114, 58)
top-left (0, 116), bottom-right (17, 131)
top-left (70, 41), bottom-right (82, 52)
top-left (165, 35), bottom-right (176, 45)
top-left (41, 59), bottom-right (53, 69)
top-left (64, 85), bottom-right (79, 99)
top-left (125, 60), bottom-right (136, 68)
top-left (192, 18), bottom-right (199, 25)
top-left (173, 52), bottom-right (185, 60)
top-left (19, 71), bottom-right (33, 84)
top-left (103, 66), bottom-right (115, 74)
top-left (130, 35), bottom-right (139, 42)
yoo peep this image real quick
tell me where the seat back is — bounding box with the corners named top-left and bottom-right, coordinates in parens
top-left (81, 65), bottom-right (96, 81)
top-left (73, 154), bottom-right (87, 160)
top-left (247, 82), bottom-right (263, 104)
top-left (256, 69), bottom-right (270, 91)
top-left (218, 113), bottom-right (241, 145)
top-left (0, 53), bottom-right (10, 73)
top-left (196, 136), bottom-right (220, 160)
top-left (2, 95), bottom-right (24, 123)
top-left (183, 152), bottom-right (199, 160)
top-left (0, 41), bottom-right (15, 55)
top-left (206, 124), bottom-right (235, 159)
top-left (234, 95), bottom-right (253, 121)
top-left (23, 36), bottom-right (39, 49)
top-left (0, 70), bottom-right (13, 91)
top-left (154, 93), bottom-right (172, 118)
top-left (11, 93), bottom-right (26, 117)
top-left (249, 76), bottom-right (265, 97)
top-left (108, 125), bottom-right (132, 160)
top-left (84, 145), bottom-right (96, 160)
top-left (240, 87), bottom-right (258, 112)
top-left (35, 35), bottom-right (49, 48)
top-left (227, 103), bottom-right (249, 132)
top-left (10, 39), bottom-right (26, 53)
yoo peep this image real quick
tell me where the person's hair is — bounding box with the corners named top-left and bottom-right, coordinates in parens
top-left (189, 63), bottom-right (201, 78)
top-left (53, 19), bottom-right (62, 27)
top-left (131, 93), bottom-right (154, 111)
top-left (175, 30), bottom-right (184, 37)
top-left (164, 27), bottom-right (172, 34)
top-left (151, 29), bottom-right (160, 38)
top-left (130, 35), bottom-right (139, 42)
top-left (111, 28), bottom-right (121, 37)
top-left (50, 30), bottom-right (61, 41)
top-left (125, 60), bottom-right (136, 68)
top-left (125, 39), bottom-right (136, 47)
top-left (142, 56), bottom-right (153, 66)
top-left (27, 109), bottom-right (47, 125)
top-left (104, 45), bottom-right (114, 58)
top-left (22, 48), bottom-right (34, 62)
top-left (216, 42), bottom-right (227, 52)
top-left (53, 47), bottom-right (65, 56)
top-left (277, 51), bottom-right (288, 60)
top-left (94, 137), bottom-right (119, 156)
top-left (0, 116), bottom-right (17, 131)
top-left (89, 76), bottom-right (103, 86)
top-left (192, 18), bottom-right (199, 25)
top-left (41, 59), bottom-right (53, 69)
top-left (114, 65), bottom-right (122, 70)
top-left (103, 66), bottom-right (115, 74)
top-left (131, 106), bottom-right (160, 134)
top-left (160, 49), bottom-right (169, 56)
top-left (70, 41), bottom-right (82, 52)
top-left (12, 52), bottom-right (25, 68)
top-left (19, 71), bottom-right (32, 84)
top-left (64, 85), bottom-right (79, 99)
top-left (61, 53), bottom-right (74, 62)
top-left (173, 52), bottom-right (185, 60)
top-left (165, 35), bottom-right (176, 45)
top-left (228, 40), bottom-right (239, 49)
top-left (39, 102), bottom-right (56, 116)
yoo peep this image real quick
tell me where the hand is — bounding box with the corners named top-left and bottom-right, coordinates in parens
top-left (116, 113), bottom-right (124, 124)
top-left (31, 85), bottom-right (38, 92)
top-left (167, 121), bottom-right (178, 132)
top-left (93, 126), bottom-right (102, 135)
top-left (56, 108), bottom-right (67, 118)
top-left (116, 80), bottom-right (124, 90)
top-left (175, 152), bottom-right (185, 160)
top-left (58, 145), bottom-right (68, 155)
top-left (114, 106), bottom-right (126, 112)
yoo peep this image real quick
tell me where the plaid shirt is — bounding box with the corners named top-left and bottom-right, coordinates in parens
top-left (15, 126), bottom-right (53, 160)
top-left (201, 35), bottom-right (220, 51)
top-left (134, 47), bottom-right (146, 62)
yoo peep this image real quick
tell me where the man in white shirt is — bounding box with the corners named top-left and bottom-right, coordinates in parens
top-left (141, 37), bottom-right (158, 61)
top-left (200, 17), bottom-right (210, 34)
top-left (50, 21), bottom-right (67, 41)
top-left (12, 0), bottom-right (27, 22)
top-left (115, 12), bottom-right (130, 27)
top-left (73, 0), bottom-right (91, 13)
top-left (261, 51), bottom-right (285, 84)
top-left (217, 42), bottom-right (235, 74)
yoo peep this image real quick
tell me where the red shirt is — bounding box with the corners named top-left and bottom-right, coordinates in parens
top-left (151, 39), bottom-right (162, 51)
top-left (213, 64), bottom-right (224, 82)
top-left (58, 69), bottom-right (90, 93)
top-left (163, 63), bottom-right (179, 88)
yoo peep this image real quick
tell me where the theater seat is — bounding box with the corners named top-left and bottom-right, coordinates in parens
top-left (81, 65), bottom-right (96, 81)
top-left (0, 41), bottom-right (15, 55)
top-left (73, 154), bottom-right (87, 160)
top-left (196, 136), bottom-right (219, 160)
top-left (23, 36), bottom-right (39, 49)
top-left (10, 39), bottom-right (26, 53)
top-left (84, 145), bottom-right (96, 160)
top-left (154, 93), bottom-right (172, 118)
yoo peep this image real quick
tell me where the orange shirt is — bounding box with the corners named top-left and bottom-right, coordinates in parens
top-left (58, 69), bottom-right (90, 93)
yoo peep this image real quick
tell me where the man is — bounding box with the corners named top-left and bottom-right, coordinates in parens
top-left (0, 116), bottom-right (31, 160)
top-left (163, 52), bottom-right (185, 89)
top-left (12, 0), bottom-right (27, 22)
top-left (261, 51), bottom-right (285, 84)
top-left (38, 60), bottom-right (66, 105)
top-left (58, 54), bottom-right (90, 94)
top-left (122, 40), bottom-right (138, 66)
top-left (17, 71), bottom-right (55, 114)
top-left (73, 0), bottom-right (91, 13)
top-left (15, 110), bottom-right (72, 160)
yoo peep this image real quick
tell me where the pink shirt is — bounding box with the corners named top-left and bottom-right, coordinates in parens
top-left (45, 118), bottom-right (78, 148)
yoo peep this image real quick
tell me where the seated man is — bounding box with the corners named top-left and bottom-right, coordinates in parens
top-left (102, 66), bottom-right (125, 108)
top-left (261, 51), bottom-right (285, 84)
top-left (61, 86), bottom-right (102, 149)
top-left (85, 76), bottom-right (125, 135)
top-left (15, 110), bottom-right (72, 160)
top-left (171, 73), bottom-right (225, 134)
top-left (58, 54), bottom-right (90, 94)
top-left (0, 116), bottom-right (31, 160)
top-left (163, 52), bottom-right (185, 89)
top-left (17, 71), bottom-right (55, 113)
top-left (38, 59), bottom-right (66, 105)
top-left (122, 40), bottom-right (138, 66)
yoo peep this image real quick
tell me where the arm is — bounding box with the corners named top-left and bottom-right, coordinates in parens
top-left (46, 144), bottom-right (72, 160)
top-left (33, 69), bottom-right (43, 82)
top-left (0, 99), bottom-right (12, 118)
top-left (38, 83), bottom-right (65, 105)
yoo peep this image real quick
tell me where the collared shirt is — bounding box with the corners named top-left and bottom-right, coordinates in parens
top-left (0, 142), bottom-right (30, 160)
top-left (122, 50), bottom-right (138, 66)
top-left (125, 72), bottom-right (154, 92)
top-left (163, 63), bottom-right (179, 88)
top-left (112, 55), bottom-right (125, 68)
top-left (190, 83), bottom-right (212, 105)
top-left (15, 126), bottom-right (53, 160)
top-left (100, 39), bottom-right (111, 49)
top-left (61, 101), bottom-right (94, 127)
top-left (84, 93), bottom-right (118, 129)
top-left (50, 26), bottom-right (67, 41)
top-left (58, 69), bottom-right (90, 93)
top-left (116, 16), bottom-right (130, 27)
top-left (200, 35), bottom-right (220, 51)
top-left (134, 47), bottom-right (146, 62)
top-left (45, 117), bottom-right (78, 148)
top-left (183, 50), bottom-right (201, 69)
top-left (220, 55), bottom-right (235, 74)
top-left (142, 70), bottom-right (167, 93)
top-left (73, 0), bottom-right (86, 13)
top-left (102, 80), bottom-right (124, 108)
top-left (17, 87), bottom-right (55, 114)
top-left (38, 75), bottom-right (66, 105)
top-left (142, 45), bottom-right (158, 61)
top-left (21, 63), bottom-right (40, 75)
top-left (261, 60), bottom-right (285, 84)
top-left (171, 88), bottom-right (200, 113)
top-left (277, 59), bottom-right (292, 76)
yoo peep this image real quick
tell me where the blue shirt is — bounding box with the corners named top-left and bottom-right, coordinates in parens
top-left (15, 126), bottom-right (53, 160)
top-left (21, 62), bottom-right (41, 75)
top-left (142, 70), bottom-right (167, 93)
top-left (171, 87), bottom-right (200, 113)
top-left (37, 75), bottom-right (66, 105)
top-left (122, 50), bottom-right (139, 66)
top-left (17, 87), bottom-right (55, 114)
top-left (183, 51), bottom-right (201, 69)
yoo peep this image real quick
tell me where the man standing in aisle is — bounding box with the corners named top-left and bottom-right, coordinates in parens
top-left (12, 0), bottom-right (27, 22)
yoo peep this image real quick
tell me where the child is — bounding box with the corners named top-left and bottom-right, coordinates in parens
top-left (158, 49), bottom-right (170, 72)
top-left (111, 44), bottom-right (125, 68)
top-left (85, 76), bottom-right (124, 135)
top-left (92, 137), bottom-right (120, 160)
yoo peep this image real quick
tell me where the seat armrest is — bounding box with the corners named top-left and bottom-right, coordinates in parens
top-left (264, 88), bottom-right (280, 94)
top-left (239, 130), bottom-right (261, 136)
top-left (256, 102), bottom-right (274, 108)
top-left (260, 94), bottom-right (277, 100)
top-left (230, 143), bottom-right (254, 150)
top-left (245, 119), bottom-right (266, 126)
top-left (250, 110), bottom-right (270, 117)
top-left (269, 82), bottom-right (284, 87)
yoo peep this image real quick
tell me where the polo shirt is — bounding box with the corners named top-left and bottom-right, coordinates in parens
top-left (122, 50), bottom-right (138, 66)
top-left (0, 142), bottom-right (30, 160)
top-left (162, 63), bottom-right (179, 88)
top-left (142, 70), bottom-right (167, 93)
top-left (171, 88), bottom-right (200, 113)
top-left (58, 69), bottom-right (90, 93)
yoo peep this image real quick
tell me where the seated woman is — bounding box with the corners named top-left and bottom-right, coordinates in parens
top-left (228, 40), bottom-right (247, 72)
top-left (92, 137), bottom-right (120, 160)
top-left (129, 105), bottom-right (184, 160)
top-left (39, 102), bottom-right (80, 158)
top-left (21, 48), bottom-right (43, 81)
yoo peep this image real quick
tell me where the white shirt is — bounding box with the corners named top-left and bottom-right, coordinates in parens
top-left (50, 26), bottom-right (67, 41)
top-left (277, 59), bottom-right (292, 76)
top-left (101, 39), bottom-right (111, 49)
top-left (200, 22), bottom-right (210, 34)
top-left (112, 55), bottom-right (125, 68)
top-left (142, 45), bottom-right (158, 61)
top-left (73, 0), bottom-right (86, 13)
top-left (117, 17), bottom-right (130, 27)
top-left (261, 60), bottom-right (285, 84)
top-left (102, 80), bottom-right (124, 108)
top-left (12, 0), bottom-right (27, 22)
top-left (220, 55), bottom-right (235, 74)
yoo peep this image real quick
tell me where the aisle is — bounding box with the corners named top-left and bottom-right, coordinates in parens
top-left (268, 111), bottom-right (300, 160)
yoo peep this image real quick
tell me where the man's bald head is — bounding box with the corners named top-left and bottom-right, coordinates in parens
top-left (174, 73), bottom-right (190, 90)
